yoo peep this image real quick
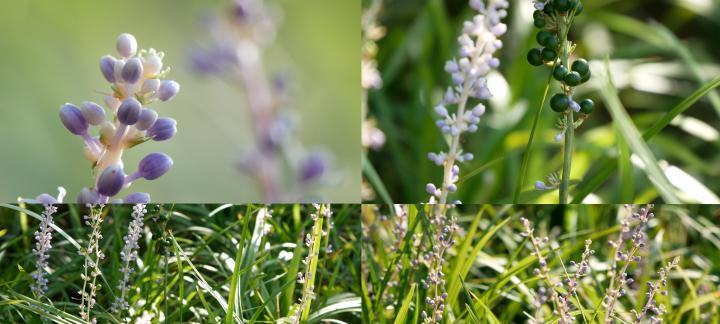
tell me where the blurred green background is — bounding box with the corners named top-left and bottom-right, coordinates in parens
top-left (0, 0), bottom-right (359, 202)
top-left (365, 0), bottom-right (720, 203)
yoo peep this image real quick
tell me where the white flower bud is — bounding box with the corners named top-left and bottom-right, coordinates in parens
top-left (116, 33), bottom-right (138, 58)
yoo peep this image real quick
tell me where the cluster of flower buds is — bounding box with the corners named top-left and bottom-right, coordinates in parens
top-left (49, 33), bottom-right (179, 204)
top-left (30, 205), bottom-right (58, 297)
top-left (527, 1), bottom-right (593, 136)
top-left (361, 0), bottom-right (387, 152)
top-left (191, 0), bottom-right (330, 201)
top-left (426, 0), bottom-right (508, 204)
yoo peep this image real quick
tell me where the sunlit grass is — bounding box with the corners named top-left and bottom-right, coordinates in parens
top-left (0, 204), bottom-right (361, 323)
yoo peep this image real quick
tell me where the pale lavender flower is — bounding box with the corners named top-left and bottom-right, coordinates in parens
top-left (111, 204), bottom-right (147, 313)
top-left (427, 0), bottom-right (509, 204)
top-left (191, 0), bottom-right (333, 202)
top-left (28, 33), bottom-right (180, 203)
top-left (79, 204), bottom-right (106, 323)
top-left (30, 204), bottom-right (58, 297)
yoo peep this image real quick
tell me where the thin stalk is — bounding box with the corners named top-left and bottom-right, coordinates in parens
top-left (558, 14), bottom-right (573, 204)
top-left (560, 111), bottom-right (574, 203)
top-left (513, 72), bottom-right (553, 203)
top-left (299, 206), bottom-right (325, 321)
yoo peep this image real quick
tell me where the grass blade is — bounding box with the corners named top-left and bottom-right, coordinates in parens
top-left (572, 75), bottom-right (720, 202)
top-left (599, 57), bottom-right (680, 203)
top-left (514, 71), bottom-right (554, 203)
top-left (393, 283), bottom-right (415, 324)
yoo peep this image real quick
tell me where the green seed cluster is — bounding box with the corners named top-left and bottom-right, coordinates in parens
top-left (526, 0), bottom-right (594, 115)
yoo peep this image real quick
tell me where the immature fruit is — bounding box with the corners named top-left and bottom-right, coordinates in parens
top-left (550, 93), bottom-right (570, 112)
top-left (541, 48), bottom-right (557, 62)
top-left (534, 17), bottom-right (546, 28)
top-left (527, 48), bottom-right (543, 66)
top-left (543, 3), bottom-right (555, 15)
top-left (553, 64), bottom-right (568, 81)
top-left (555, 0), bottom-right (571, 12)
top-left (546, 35), bottom-right (560, 49)
top-left (575, 2), bottom-right (584, 16)
top-left (533, 10), bottom-right (543, 20)
top-left (579, 98), bottom-right (595, 114)
top-left (571, 58), bottom-right (590, 76)
top-left (536, 30), bottom-right (552, 46)
top-left (569, 0), bottom-right (580, 9)
top-left (564, 71), bottom-right (582, 86)
top-left (581, 69), bottom-right (592, 83)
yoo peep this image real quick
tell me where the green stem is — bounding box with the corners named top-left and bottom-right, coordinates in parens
top-left (560, 111), bottom-right (574, 203)
top-left (559, 14), bottom-right (573, 204)
top-left (513, 72), bottom-right (553, 203)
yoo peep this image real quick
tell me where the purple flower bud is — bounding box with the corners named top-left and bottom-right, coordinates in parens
top-left (59, 103), bottom-right (89, 135)
top-left (535, 181), bottom-right (547, 190)
top-left (138, 152), bottom-right (173, 180)
top-left (97, 165), bottom-right (125, 197)
top-left (299, 152), bottom-right (326, 183)
top-left (35, 194), bottom-right (58, 204)
top-left (121, 57), bottom-right (143, 84)
top-left (81, 101), bottom-right (106, 125)
top-left (472, 104), bottom-right (486, 116)
top-left (100, 55), bottom-right (117, 83)
top-left (135, 108), bottom-right (158, 131)
top-left (158, 80), bottom-right (180, 101)
top-left (434, 105), bottom-right (448, 117)
top-left (77, 188), bottom-right (100, 204)
top-left (147, 117), bottom-right (177, 141)
top-left (123, 192), bottom-right (151, 204)
top-left (116, 33), bottom-right (137, 58)
top-left (426, 183), bottom-right (437, 195)
top-left (117, 98), bottom-right (142, 125)
top-left (447, 184), bottom-right (457, 192)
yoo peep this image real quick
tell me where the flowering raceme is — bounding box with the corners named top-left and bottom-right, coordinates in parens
top-left (191, 0), bottom-right (332, 202)
top-left (29, 33), bottom-right (179, 204)
top-left (426, 0), bottom-right (509, 204)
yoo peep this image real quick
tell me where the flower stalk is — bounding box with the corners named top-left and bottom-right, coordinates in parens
top-left (291, 204), bottom-right (331, 323)
top-left (79, 205), bottom-right (106, 324)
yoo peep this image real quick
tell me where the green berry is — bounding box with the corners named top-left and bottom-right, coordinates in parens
top-left (553, 64), bottom-right (568, 81)
top-left (533, 10), bottom-right (543, 20)
top-left (546, 35), bottom-right (560, 49)
top-left (536, 30), bottom-right (552, 46)
top-left (541, 48), bottom-right (557, 62)
top-left (550, 93), bottom-right (570, 112)
top-left (569, 0), bottom-right (579, 9)
top-left (581, 69), bottom-right (592, 83)
top-left (534, 17), bottom-right (546, 28)
top-left (543, 3), bottom-right (555, 15)
top-left (555, 0), bottom-right (570, 12)
top-left (579, 98), bottom-right (594, 114)
top-left (564, 71), bottom-right (582, 86)
top-left (527, 48), bottom-right (543, 66)
top-left (575, 2), bottom-right (584, 16)
top-left (571, 58), bottom-right (590, 76)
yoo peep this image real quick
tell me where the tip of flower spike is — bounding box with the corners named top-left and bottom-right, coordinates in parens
top-left (116, 33), bottom-right (138, 58)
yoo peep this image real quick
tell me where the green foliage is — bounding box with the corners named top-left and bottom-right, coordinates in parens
top-left (0, 204), bottom-right (361, 323)
top-left (361, 204), bottom-right (720, 323)
top-left (364, 0), bottom-right (720, 203)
